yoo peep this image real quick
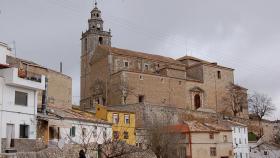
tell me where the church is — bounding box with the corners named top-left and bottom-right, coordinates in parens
top-left (80, 3), bottom-right (248, 119)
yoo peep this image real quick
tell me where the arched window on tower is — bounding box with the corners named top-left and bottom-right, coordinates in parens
top-left (99, 37), bottom-right (103, 45)
top-left (85, 38), bottom-right (88, 51)
top-left (194, 94), bottom-right (201, 110)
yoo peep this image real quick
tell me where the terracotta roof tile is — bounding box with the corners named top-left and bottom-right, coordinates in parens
top-left (98, 45), bottom-right (184, 65)
top-left (47, 104), bottom-right (111, 124)
top-left (184, 121), bottom-right (231, 132)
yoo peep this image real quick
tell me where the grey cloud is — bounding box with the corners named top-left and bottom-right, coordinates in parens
top-left (0, 0), bottom-right (279, 118)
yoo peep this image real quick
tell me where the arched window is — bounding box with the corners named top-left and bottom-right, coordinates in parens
top-left (99, 37), bottom-right (103, 45)
top-left (84, 38), bottom-right (87, 51)
top-left (194, 94), bottom-right (201, 110)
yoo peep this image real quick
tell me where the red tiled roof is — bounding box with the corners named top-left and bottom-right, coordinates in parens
top-left (47, 104), bottom-right (111, 124)
top-left (167, 124), bottom-right (189, 133)
top-left (98, 45), bottom-right (184, 65)
top-left (184, 121), bottom-right (231, 132)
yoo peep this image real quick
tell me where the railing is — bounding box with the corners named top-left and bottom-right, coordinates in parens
top-left (18, 70), bottom-right (42, 83)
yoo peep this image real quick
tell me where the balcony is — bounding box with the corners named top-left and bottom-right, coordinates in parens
top-left (0, 67), bottom-right (45, 90)
top-left (18, 69), bottom-right (42, 83)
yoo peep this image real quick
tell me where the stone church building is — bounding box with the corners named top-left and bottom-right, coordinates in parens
top-left (80, 3), bottom-right (248, 118)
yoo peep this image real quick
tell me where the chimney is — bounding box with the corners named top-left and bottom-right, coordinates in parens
top-left (42, 77), bottom-right (48, 115)
top-left (60, 62), bottom-right (63, 73)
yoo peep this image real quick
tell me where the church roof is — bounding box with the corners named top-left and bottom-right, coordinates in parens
top-left (177, 55), bottom-right (210, 64)
top-left (98, 45), bottom-right (184, 65)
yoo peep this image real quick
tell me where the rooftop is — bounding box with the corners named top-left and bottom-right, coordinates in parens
top-left (46, 104), bottom-right (111, 125)
top-left (184, 120), bottom-right (232, 132)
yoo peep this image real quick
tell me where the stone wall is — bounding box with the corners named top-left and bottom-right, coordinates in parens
top-left (1, 139), bottom-right (46, 153)
top-left (1, 145), bottom-right (97, 158)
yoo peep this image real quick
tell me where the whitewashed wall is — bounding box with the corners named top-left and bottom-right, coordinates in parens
top-left (0, 77), bottom-right (38, 139)
top-left (59, 119), bottom-right (112, 145)
top-left (232, 126), bottom-right (250, 158)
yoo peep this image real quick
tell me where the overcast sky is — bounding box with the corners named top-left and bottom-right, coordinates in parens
top-left (0, 0), bottom-right (279, 119)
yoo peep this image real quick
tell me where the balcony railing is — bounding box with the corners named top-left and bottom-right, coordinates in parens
top-left (18, 69), bottom-right (42, 83)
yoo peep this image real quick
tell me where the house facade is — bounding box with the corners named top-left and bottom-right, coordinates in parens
top-left (231, 122), bottom-right (249, 158)
top-left (95, 104), bottom-right (136, 145)
top-left (37, 105), bottom-right (112, 146)
top-left (79, 4), bottom-right (248, 118)
top-left (185, 121), bottom-right (234, 158)
top-left (0, 43), bottom-right (46, 152)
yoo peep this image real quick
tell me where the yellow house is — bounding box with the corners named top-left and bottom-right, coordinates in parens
top-left (95, 104), bottom-right (136, 145)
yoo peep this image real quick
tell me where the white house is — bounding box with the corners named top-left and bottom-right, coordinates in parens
top-left (249, 136), bottom-right (280, 158)
top-left (229, 121), bottom-right (250, 158)
top-left (0, 42), bottom-right (45, 152)
top-left (37, 105), bottom-right (112, 147)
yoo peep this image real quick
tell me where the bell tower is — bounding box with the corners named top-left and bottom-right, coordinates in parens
top-left (80, 2), bottom-right (112, 104)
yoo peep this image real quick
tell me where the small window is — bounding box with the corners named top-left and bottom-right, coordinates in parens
top-left (124, 131), bottom-right (129, 139)
top-left (82, 128), bottom-right (87, 137)
top-left (124, 114), bottom-right (130, 124)
top-left (96, 13), bottom-right (100, 17)
top-left (264, 151), bottom-right (268, 155)
top-left (124, 61), bottom-right (129, 68)
top-left (70, 126), bottom-right (76, 137)
top-left (15, 91), bottom-right (28, 106)
top-left (103, 128), bottom-right (107, 139)
top-left (144, 64), bottom-right (149, 71)
top-left (239, 138), bottom-right (242, 144)
top-left (210, 147), bottom-right (216, 156)
top-left (209, 133), bottom-right (214, 139)
top-left (217, 71), bottom-right (221, 79)
top-left (179, 81), bottom-right (182, 85)
top-left (92, 126), bottom-right (97, 137)
top-left (139, 75), bottom-right (143, 80)
top-left (223, 135), bottom-right (228, 142)
top-left (113, 113), bottom-right (119, 124)
top-left (138, 95), bottom-right (145, 103)
top-left (99, 37), bottom-right (103, 45)
top-left (113, 131), bottom-right (119, 139)
top-left (19, 124), bottom-right (29, 138)
top-left (84, 38), bottom-right (88, 51)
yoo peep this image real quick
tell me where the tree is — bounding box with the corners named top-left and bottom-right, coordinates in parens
top-left (274, 128), bottom-right (280, 145)
top-left (248, 92), bottom-right (275, 136)
top-left (91, 79), bottom-right (106, 105)
top-left (222, 83), bottom-right (248, 116)
top-left (113, 80), bottom-right (135, 105)
top-left (63, 122), bottom-right (154, 158)
top-left (143, 112), bottom-right (184, 158)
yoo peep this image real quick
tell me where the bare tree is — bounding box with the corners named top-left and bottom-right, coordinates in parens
top-left (113, 80), bottom-right (135, 105)
top-left (222, 83), bottom-right (248, 117)
top-left (248, 92), bottom-right (275, 136)
top-left (274, 128), bottom-right (280, 145)
top-left (91, 79), bottom-right (106, 105)
top-left (144, 112), bottom-right (184, 158)
top-left (63, 122), bottom-right (153, 158)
